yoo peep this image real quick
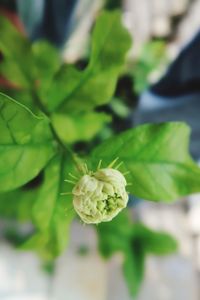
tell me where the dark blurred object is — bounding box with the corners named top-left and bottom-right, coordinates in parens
top-left (151, 30), bottom-right (200, 98)
top-left (0, 0), bottom-right (16, 11)
top-left (136, 30), bottom-right (200, 160)
top-left (104, 0), bottom-right (122, 10)
top-left (17, 0), bottom-right (78, 46)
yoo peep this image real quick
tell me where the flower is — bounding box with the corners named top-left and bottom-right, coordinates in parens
top-left (72, 167), bottom-right (129, 224)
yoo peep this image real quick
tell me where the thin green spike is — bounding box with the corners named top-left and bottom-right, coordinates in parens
top-left (123, 171), bottom-right (130, 176)
top-left (84, 163), bottom-right (89, 174)
top-left (69, 172), bottom-right (78, 180)
top-left (60, 192), bottom-right (72, 196)
top-left (115, 161), bottom-right (123, 170)
top-left (64, 179), bottom-right (76, 184)
top-left (97, 159), bottom-right (102, 170)
top-left (108, 157), bottom-right (119, 168)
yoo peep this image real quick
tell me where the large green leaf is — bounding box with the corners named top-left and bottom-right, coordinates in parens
top-left (91, 122), bottom-right (200, 201)
top-left (51, 112), bottom-right (111, 144)
top-left (0, 93), bottom-right (55, 192)
top-left (42, 10), bottom-right (132, 113)
top-left (23, 155), bottom-right (75, 259)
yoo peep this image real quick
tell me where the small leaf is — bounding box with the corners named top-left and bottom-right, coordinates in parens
top-left (51, 112), bottom-right (111, 144)
top-left (132, 223), bottom-right (178, 255)
top-left (0, 93), bottom-right (55, 192)
top-left (91, 122), bottom-right (200, 201)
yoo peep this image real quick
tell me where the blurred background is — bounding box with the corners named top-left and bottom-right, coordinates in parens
top-left (1, 0), bottom-right (200, 299)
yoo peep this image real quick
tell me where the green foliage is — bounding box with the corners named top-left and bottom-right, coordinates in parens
top-left (0, 15), bottom-right (34, 86)
top-left (22, 156), bottom-right (76, 259)
top-left (32, 40), bottom-right (61, 82)
top-left (91, 122), bottom-right (200, 201)
top-left (0, 188), bottom-right (37, 221)
top-left (51, 112), bottom-right (111, 144)
top-left (42, 10), bottom-right (132, 113)
top-left (0, 92), bottom-right (55, 192)
top-left (0, 8), bottom-right (199, 297)
top-left (0, 9), bottom-right (132, 259)
top-left (97, 210), bottom-right (177, 297)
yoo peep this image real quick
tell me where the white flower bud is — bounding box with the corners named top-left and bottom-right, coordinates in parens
top-left (72, 168), bottom-right (128, 224)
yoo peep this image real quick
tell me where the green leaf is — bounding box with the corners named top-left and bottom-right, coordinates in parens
top-left (91, 122), bottom-right (200, 201)
top-left (132, 223), bottom-right (178, 255)
top-left (0, 15), bottom-right (34, 86)
top-left (51, 112), bottom-right (111, 144)
top-left (42, 10), bottom-right (132, 113)
top-left (24, 155), bottom-right (75, 259)
top-left (97, 211), bottom-right (132, 258)
top-left (0, 93), bottom-right (55, 192)
top-left (123, 241), bottom-right (145, 297)
top-left (97, 212), bottom-right (146, 297)
top-left (0, 60), bottom-right (30, 88)
top-left (97, 211), bottom-right (177, 298)
top-left (0, 17), bottom-right (60, 89)
top-left (32, 40), bottom-right (61, 91)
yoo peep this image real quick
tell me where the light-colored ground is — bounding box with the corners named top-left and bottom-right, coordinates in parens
top-left (0, 194), bottom-right (200, 300)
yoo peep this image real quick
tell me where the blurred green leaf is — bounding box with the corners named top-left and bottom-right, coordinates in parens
top-left (0, 187), bottom-right (38, 221)
top-left (0, 17), bottom-right (60, 89)
top-left (51, 112), bottom-right (111, 144)
top-left (132, 223), bottom-right (178, 255)
top-left (123, 241), bottom-right (145, 297)
top-left (0, 15), bottom-right (34, 86)
top-left (23, 155), bottom-right (75, 259)
top-left (110, 97), bottom-right (130, 118)
top-left (91, 122), bottom-right (200, 201)
top-left (32, 40), bottom-right (61, 91)
top-left (97, 211), bottom-right (132, 258)
top-left (0, 60), bottom-right (30, 88)
top-left (133, 41), bottom-right (167, 94)
top-left (2, 89), bottom-right (36, 112)
top-left (97, 210), bottom-right (177, 298)
top-left (0, 92), bottom-right (55, 192)
top-left (43, 10), bottom-right (132, 113)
